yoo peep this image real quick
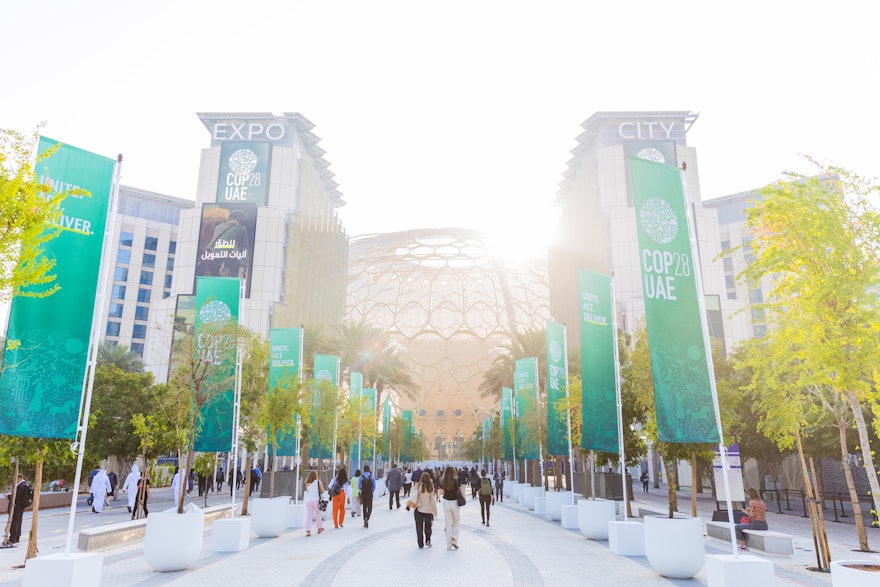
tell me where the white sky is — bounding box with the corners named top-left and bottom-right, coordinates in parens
top-left (3, 1), bottom-right (879, 255)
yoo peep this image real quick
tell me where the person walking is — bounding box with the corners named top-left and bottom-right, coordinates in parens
top-left (330, 467), bottom-right (350, 529)
top-left (90, 468), bottom-right (112, 513)
top-left (439, 466), bottom-right (462, 550)
top-left (359, 465), bottom-right (375, 528)
top-left (411, 471), bottom-right (437, 549)
top-left (386, 463), bottom-right (403, 509)
top-left (133, 471), bottom-right (151, 519)
top-left (6, 474), bottom-right (29, 544)
top-left (468, 466), bottom-right (480, 499)
top-left (107, 470), bottom-right (118, 504)
top-left (350, 469), bottom-right (362, 518)
top-left (303, 470), bottom-right (325, 537)
top-left (216, 468), bottom-right (224, 492)
top-left (121, 464), bottom-right (140, 513)
top-left (493, 468), bottom-right (505, 502)
top-left (403, 468), bottom-right (413, 497)
top-left (478, 469), bottom-right (495, 526)
top-left (640, 471), bottom-right (650, 493)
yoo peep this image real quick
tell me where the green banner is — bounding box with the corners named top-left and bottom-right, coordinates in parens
top-left (630, 156), bottom-right (719, 444)
top-left (400, 410), bottom-right (414, 461)
top-left (309, 354), bottom-right (338, 459)
top-left (545, 321), bottom-right (569, 456)
top-left (0, 138), bottom-right (114, 439)
top-left (193, 276), bottom-right (240, 452)
top-left (216, 142), bottom-right (271, 204)
top-left (578, 269), bottom-right (619, 453)
top-left (349, 371), bottom-right (363, 464)
top-left (514, 358), bottom-right (540, 459)
top-left (383, 395), bottom-right (391, 460)
top-left (269, 327), bottom-right (303, 456)
top-left (501, 387), bottom-right (513, 460)
top-left (361, 387), bottom-right (376, 461)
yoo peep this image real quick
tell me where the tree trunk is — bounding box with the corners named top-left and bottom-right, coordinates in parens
top-left (691, 451), bottom-right (698, 518)
top-left (241, 453), bottom-right (252, 516)
top-left (837, 418), bottom-right (869, 550)
top-left (24, 459), bottom-right (43, 561)
top-left (844, 389), bottom-right (880, 528)
top-left (582, 453), bottom-right (590, 499)
top-left (664, 453), bottom-right (678, 517)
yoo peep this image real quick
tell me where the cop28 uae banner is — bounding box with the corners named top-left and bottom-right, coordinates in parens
top-left (193, 276), bottom-right (240, 452)
top-left (578, 269), bottom-right (619, 453)
top-left (309, 354), bottom-right (339, 459)
top-left (269, 327), bottom-right (303, 456)
top-left (349, 371), bottom-right (363, 464)
top-left (0, 138), bottom-right (114, 439)
top-left (501, 387), bottom-right (513, 460)
top-left (217, 142), bottom-right (271, 205)
top-left (630, 156), bottom-right (719, 444)
top-left (545, 321), bottom-right (569, 456)
top-left (514, 358), bottom-right (540, 459)
top-left (360, 387), bottom-right (376, 461)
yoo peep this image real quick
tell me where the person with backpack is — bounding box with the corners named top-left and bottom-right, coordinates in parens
top-left (6, 474), bottom-right (31, 545)
top-left (358, 465), bottom-right (375, 528)
top-left (478, 469), bottom-right (495, 526)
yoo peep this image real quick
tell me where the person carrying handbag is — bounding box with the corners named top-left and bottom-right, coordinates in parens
top-left (439, 466), bottom-right (463, 550)
top-left (303, 470), bottom-right (326, 537)
top-left (410, 472), bottom-right (438, 549)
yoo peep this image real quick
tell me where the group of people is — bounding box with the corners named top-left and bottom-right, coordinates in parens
top-left (302, 464), bottom-right (501, 551)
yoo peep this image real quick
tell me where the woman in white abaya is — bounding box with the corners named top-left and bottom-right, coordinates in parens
top-left (121, 464), bottom-right (140, 513)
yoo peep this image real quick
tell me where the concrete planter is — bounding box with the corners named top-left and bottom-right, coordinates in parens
top-left (644, 516), bottom-right (704, 579)
top-left (522, 486), bottom-right (544, 510)
top-left (250, 496), bottom-right (290, 537)
top-left (560, 505), bottom-right (579, 529)
top-left (211, 517), bottom-right (250, 552)
top-left (534, 497), bottom-right (547, 515)
top-left (830, 560), bottom-right (880, 587)
top-left (509, 483), bottom-right (523, 502)
top-left (577, 499), bottom-right (616, 540)
top-left (608, 520), bottom-right (645, 556)
top-left (23, 553), bottom-right (103, 587)
top-left (546, 491), bottom-right (573, 521)
top-left (144, 503), bottom-right (204, 572)
top-left (706, 554), bottom-right (774, 587)
top-left (288, 503), bottom-right (306, 528)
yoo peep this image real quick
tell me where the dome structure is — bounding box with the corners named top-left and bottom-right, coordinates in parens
top-left (346, 228), bottom-right (551, 460)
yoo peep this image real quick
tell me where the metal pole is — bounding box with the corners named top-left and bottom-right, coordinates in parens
top-left (229, 278), bottom-right (245, 518)
top-left (562, 324), bottom-right (576, 504)
top-left (680, 163), bottom-right (737, 556)
top-left (610, 276), bottom-right (628, 521)
top-left (64, 154), bottom-right (122, 554)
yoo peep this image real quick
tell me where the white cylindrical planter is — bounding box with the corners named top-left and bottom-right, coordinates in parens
top-left (509, 483), bottom-right (523, 502)
top-left (24, 553), bottom-right (103, 587)
top-left (144, 504), bottom-right (205, 572)
top-left (578, 499), bottom-right (616, 540)
top-left (522, 486), bottom-right (544, 510)
top-left (830, 560), bottom-right (880, 587)
top-left (250, 496), bottom-right (290, 537)
top-left (534, 497), bottom-right (547, 515)
top-left (644, 516), bottom-right (705, 579)
top-left (503, 481), bottom-right (511, 498)
top-left (546, 491), bottom-right (573, 521)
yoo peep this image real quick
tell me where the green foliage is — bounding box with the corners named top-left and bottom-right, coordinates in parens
top-left (0, 436), bottom-right (77, 490)
top-left (97, 341), bottom-right (144, 373)
top-left (0, 126), bottom-right (72, 300)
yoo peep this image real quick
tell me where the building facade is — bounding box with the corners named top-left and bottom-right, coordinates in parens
top-left (548, 111), bottom-right (752, 353)
top-left (145, 112), bottom-right (348, 381)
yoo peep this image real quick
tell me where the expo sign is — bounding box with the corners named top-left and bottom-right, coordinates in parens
top-left (211, 122), bottom-right (287, 143)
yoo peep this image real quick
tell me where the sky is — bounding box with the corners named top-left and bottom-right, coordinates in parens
top-left (3, 1), bottom-right (879, 258)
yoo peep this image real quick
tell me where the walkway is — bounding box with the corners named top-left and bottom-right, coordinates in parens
top-left (0, 484), bottom-right (878, 586)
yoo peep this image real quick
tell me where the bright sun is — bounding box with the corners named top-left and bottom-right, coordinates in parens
top-left (481, 207), bottom-right (558, 262)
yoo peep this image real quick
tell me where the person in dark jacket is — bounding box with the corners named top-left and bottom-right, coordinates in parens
top-left (359, 465), bottom-right (376, 528)
top-left (6, 475), bottom-right (29, 544)
top-left (385, 463), bottom-right (403, 509)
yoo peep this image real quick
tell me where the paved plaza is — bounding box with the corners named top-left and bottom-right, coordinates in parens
top-left (1, 484), bottom-right (878, 586)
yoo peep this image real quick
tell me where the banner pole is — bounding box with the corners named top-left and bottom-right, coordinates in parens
top-left (562, 324), bottom-right (575, 504)
top-left (610, 275), bottom-right (628, 521)
top-left (64, 154), bottom-right (122, 555)
top-left (679, 162), bottom-right (736, 555)
top-left (228, 278), bottom-right (245, 518)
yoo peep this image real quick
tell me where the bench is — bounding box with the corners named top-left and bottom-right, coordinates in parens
top-left (636, 504), bottom-right (689, 519)
top-left (705, 520), bottom-right (793, 555)
top-left (77, 504), bottom-right (233, 551)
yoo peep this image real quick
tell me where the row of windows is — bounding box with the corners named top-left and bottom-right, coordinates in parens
top-left (108, 302), bottom-right (150, 321)
top-left (111, 285), bottom-right (155, 303)
top-left (106, 321), bottom-right (147, 340)
top-left (119, 231), bottom-right (176, 254)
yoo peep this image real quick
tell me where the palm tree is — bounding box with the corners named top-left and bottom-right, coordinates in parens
top-left (479, 327), bottom-right (547, 401)
top-left (335, 321), bottom-right (417, 406)
top-left (97, 341), bottom-right (144, 373)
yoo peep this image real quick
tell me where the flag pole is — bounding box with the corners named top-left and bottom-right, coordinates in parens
top-left (610, 275), bottom-right (628, 521)
top-left (679, 162), bottom-right (737, 555)
top-left (64, 153), bottom-right (122, 555)
top-left (228, 278), bottom-right (245, 518)
top-left (562, 324), bottom-right (576, 505)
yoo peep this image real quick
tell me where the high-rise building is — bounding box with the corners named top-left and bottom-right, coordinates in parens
top-left (145, 112), bottom-right (348, 381)
top-left (548, 111), bottom-right (752, 353)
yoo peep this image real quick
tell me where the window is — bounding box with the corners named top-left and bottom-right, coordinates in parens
top-left (113, 267), bottom-right (129, 282)
top-left (132, 324), bottom-right (146, 340)
top-left (111, 285), bottom-right (126, 300)
top-left (119, 232), bottom-right (133, 247)
top-left (116, 249), bottom-right (131, 264)
top-left (169, 240), bottom-right (177, 254)
top-left (166, 257), bottom-right (175, 271)
top-left (108, 303), bottom-right (123, 318)
top-left (142, 253), bottom-right (155, 268)
top-left (163, 291), bottom-right (171, 299)
top-left (130, 342), bottom-right (144, 357)
top-left (135, 305), bottom-right (149, 321)
top-left (144, 236), bottom-right (158, 251)
top-left (140, 271), bottom-right (153, 285)
top-left (164, 274), bottom-right (173, 289)
top-left (137, 288), bottom-right (151, 303)
top-left (106, 321), bottom-right (121, 337)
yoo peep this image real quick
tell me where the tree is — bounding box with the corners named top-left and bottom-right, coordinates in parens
top-left (739, 162), bottom-right (880, 529)
top-left (97, 341), bottom-right (144, 373)
top-left (335, 321), bottom-right (418, 406)
top-left (262, 369), bottom-right (312, 498)
top-left (0, 127), bottom-right (74, 300)
top-left (480, 328), bottom-right (547, 401)
top-left (236, 330), bottom-right (269, 515)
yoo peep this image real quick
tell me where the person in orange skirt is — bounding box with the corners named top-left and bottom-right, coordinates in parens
top-left (329, 467), bottom-right (350, 529)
